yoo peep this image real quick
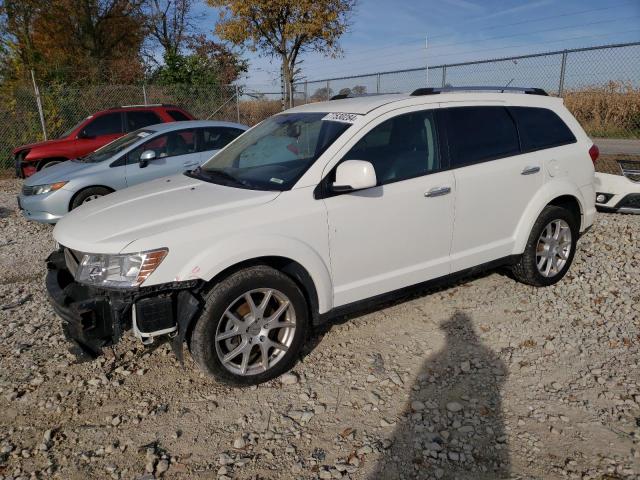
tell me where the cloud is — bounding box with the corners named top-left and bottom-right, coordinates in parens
top-left (469, 0), bottom-right (553, 23)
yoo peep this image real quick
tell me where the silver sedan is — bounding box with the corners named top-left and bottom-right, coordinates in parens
top-left (18, 120), bottom-right (248, 223)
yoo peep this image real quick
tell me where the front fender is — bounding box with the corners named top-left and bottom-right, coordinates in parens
top-left (512, 180), bottom-right (587, 255)
top-left (25, 148), bottom-right (70, 162)
top-left (175, 234), bottom-right (334, 314)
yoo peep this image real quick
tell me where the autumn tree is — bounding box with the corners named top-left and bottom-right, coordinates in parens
top-left (1, 0), bottom-right (147, 84)
top-left (208, 0), bottom-right (356, 105)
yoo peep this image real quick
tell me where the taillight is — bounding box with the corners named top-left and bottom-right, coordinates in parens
top-left (589, 144), bottom-right (599, 164)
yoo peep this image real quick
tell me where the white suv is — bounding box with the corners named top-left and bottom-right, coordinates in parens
top-left (46, 87), bottom-right (597, 385)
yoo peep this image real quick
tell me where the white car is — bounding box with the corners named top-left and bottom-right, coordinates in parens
top-left (46, 86), bottom-right (597, 385)
top-left (594, 161), bottom-right (640, 213)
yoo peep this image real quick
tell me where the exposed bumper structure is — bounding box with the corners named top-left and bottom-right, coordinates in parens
top-left (45, 250), bottom-right (202, 360)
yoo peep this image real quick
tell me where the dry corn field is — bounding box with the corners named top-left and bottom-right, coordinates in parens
top-left (563, 82), bottom-right (640, 139)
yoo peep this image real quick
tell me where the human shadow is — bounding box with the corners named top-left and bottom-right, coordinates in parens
top-left (371, 312), bottom-right (510, 479)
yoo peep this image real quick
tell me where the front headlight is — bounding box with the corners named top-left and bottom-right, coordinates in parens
top-left (75, 249), bottom-right (168, 288)
top-left (31, 181), bottom-right (68, 195)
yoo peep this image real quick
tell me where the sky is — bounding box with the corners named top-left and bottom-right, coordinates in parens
top-left (194, 0), bottom-right (640, 89)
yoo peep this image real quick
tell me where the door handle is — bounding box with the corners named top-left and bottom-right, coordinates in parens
top-left (521, 166), bottom-right (541, 175)
top-left (424, 186), bottom-right (451, 197)
top-left (183, 162), bottom-right (198, 168)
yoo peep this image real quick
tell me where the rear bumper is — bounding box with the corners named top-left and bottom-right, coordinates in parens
top-left (45, 250), bottom-right (202, 359)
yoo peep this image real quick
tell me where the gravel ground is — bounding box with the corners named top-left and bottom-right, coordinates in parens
top-left (1, 177), bottom-right (639, 480)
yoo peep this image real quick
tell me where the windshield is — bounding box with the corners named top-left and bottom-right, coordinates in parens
top-left (81, 130), bottom-right (153, 163)
top-left (59, 117), bottom-right (90, 139)
top-left (194, 112), bottom-right (352, 191)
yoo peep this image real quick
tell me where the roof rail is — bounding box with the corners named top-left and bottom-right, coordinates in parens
top-left (109, 104), bottom-right (179, 109)
top-left (410, 86), bottom-right (548, 96)
top-left (329, 93), bottom-right (391, 100)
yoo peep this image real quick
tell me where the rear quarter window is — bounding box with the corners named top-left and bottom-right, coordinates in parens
top-left (443, 106), bottom-right (520, 167)
top-left (167, 110), bottom-right (191, 121)
top-left (508, 106), bottom-right (576, 152)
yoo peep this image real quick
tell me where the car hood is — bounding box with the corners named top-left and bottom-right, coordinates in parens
top-left (13, 137), bottom-right (70, 154)
top-left (23, 159), bottom-right (95, 186)
top-left (53, 173), bottom-right (281, 253)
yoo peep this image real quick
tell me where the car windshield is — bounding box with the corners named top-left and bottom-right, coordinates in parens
top-left (59, 117), bottom-right (89, 139)
top-left (80, 130), bottom-right (154, 163)
top-left (192, 112), bottom-right (352, 191)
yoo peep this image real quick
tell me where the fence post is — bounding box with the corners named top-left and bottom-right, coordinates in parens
top-left (376, 73), bottom-right (381, 93)
top-left (558, 50), bottom-right (568, 97)
top-left (326, 80), bottom-right (330, 100)
top-left (30, 70), bottom-right (47, 141)
top-left (235, 84), bottom-right (240, 123)
top-left (442, 66), bottom-right (447, 87)
top-left (142, 84), bottom-right (148, 105)
top-left (304, 81), bottom-right (308, 103)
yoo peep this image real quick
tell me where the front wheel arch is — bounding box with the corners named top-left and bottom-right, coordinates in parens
top-left (68, 185), bottom-right (115, 211)
top-left (37, 157), bottom-right (68, 170)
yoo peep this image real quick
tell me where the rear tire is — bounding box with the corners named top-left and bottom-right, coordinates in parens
top-left (190, 265), bottom-right (309, 386)
top-left (511, 205), bottom-right (579, 287)
top-left (70, 187), bottom-right (111, 210)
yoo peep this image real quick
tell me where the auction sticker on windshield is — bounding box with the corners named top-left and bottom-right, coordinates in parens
top-left (322, 112), bottom-right (362, 124)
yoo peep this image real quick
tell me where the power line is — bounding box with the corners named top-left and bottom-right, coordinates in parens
top-left (331, 1), bottom-right (637, 62)
top-left (300, 15), bottom-right (638, 77)
top-left (302, 31), bottom-right (640, 83)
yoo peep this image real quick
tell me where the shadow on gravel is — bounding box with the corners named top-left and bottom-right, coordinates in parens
top-left (0, 206), bottom-right (13, 218)
top-left (371, 312), bottom-right (510, 480)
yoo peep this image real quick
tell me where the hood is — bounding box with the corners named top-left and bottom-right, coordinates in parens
top-left (24, 160), bottom-right (95, 186)
top-left (53, 173), bottom-right (281, 253)
top-left (13, 137), bottom-right (70, 155)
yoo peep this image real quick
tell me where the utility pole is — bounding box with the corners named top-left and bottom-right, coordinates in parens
top-left (425, 34), bottom-right (429, 87)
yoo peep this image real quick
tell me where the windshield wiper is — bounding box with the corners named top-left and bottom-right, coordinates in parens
top-left (194, 167), bottom-right (252, 188)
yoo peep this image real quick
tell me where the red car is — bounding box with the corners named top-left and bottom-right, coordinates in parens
top-left (13, 104), bottom-right (194, 178)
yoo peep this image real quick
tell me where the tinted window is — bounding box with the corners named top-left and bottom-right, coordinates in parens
top-left (343, 110), bottom-right (440, 185)
top-left (509, 107), bottom-right (576, 152)
top-left (168, 110), bottom-right (190, 121)
top-left (126, 110), bottom-right (162, 131)
top-left (444, 107), bottom-right (519, 167)
top-left (83, 113), bottom-right (123, 137)
top-left (127, 129), bottom-right (196, 163)
top-left (200, 127), bottom-right (245, 151)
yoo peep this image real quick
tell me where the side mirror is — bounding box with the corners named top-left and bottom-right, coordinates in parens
top-left (332, 160), bottom-right (377, 192)
top-left (77, 129), bottom-right (93, 139)
top-left (139, 150), bottom-right (156, 168)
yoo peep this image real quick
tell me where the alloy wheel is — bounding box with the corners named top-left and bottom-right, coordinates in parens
top-left (536, 219), bottom-right (572, 278)
top-left (214, 288), bottom-right (296, 376)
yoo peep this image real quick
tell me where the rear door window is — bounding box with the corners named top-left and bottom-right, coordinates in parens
top-left (126, 111), bottom-right (162, 131)
top-left (199, 127), bottom-right (245, 151)
top-left (508, 107), bottom-right (576, 152)
top-left (83, 112), bottom-right (123, 137)
top-left (443, 106), bottom-right (519, 167)
top-left (167, 110), bottom-right (191, 121)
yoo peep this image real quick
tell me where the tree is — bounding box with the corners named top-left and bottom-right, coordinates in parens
top-left (352, 85), bottom-right (366, 95)
top-left (208, 0), bottom-right (356, 105)
top-left (1, 0), bottom-right (147, 84)
top-left (151, 35), bottom-right (247, 86)
top-left (311, 86), bottom-right (332, 101)
top-left (144, 0), bottom-right (197, 59)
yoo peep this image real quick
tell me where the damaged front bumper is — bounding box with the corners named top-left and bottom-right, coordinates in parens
top-left (45, 249), bottom-right (202, 362)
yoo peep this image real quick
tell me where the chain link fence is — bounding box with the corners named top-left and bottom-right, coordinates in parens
top-left (1, 41), bottom-right (639, 172)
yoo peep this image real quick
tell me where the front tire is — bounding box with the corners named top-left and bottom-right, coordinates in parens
top-left (190, 265), bottom-right (309, 386)
top-left (70, 187), bottom-right (111, 210)
top-left (511, 205), bottom-right (579, 287)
